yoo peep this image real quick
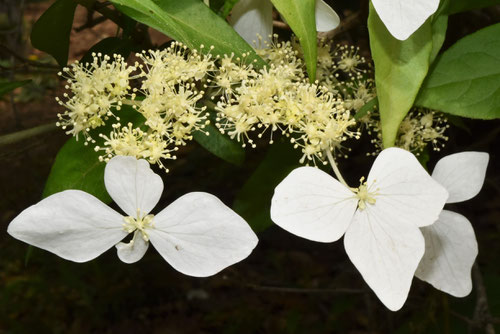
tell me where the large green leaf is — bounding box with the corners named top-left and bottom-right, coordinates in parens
top-left (271, 0), bottom-right (317, 81)
top-left (430, 15), bottom-right (448, 63)
top-left (0, 80), bottom-right (31, 98)
top-left (43, 137), bottom-right (111, 202)
top-left (446, 0), bottom-right (500, 14)
top-left (368, 3), bottom-right (433, 148)
top-left (416, 23), bottom-right (500, 119)
top-left (30, 0), bottom-right (77, 66)
top-left (192, 123), bottom-right (245, 166)
top-left (233, 140), bottom-right (301, 232)
top-left (109, 0), bottom-right (265, 66)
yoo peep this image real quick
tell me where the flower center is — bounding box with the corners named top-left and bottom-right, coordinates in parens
top-left (123, 209), bottom-right (155, 241)
top-left (354, 177), bottom-right (378, 210)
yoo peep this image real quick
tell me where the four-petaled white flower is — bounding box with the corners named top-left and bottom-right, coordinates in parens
top-left (230, 0), bottom-right (340, 45)
top-left (416, 152), bottom-right (489, 297)
top-left (372, 0), bottom-right (440, 40)
top-left (8, 156), bottom-right (258, 277)
top-left (270, 147), bottom-right (448, 311)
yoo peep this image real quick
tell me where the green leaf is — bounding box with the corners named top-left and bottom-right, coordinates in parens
top-left (219, 0), bottom-right (240, 18)
top-left (368, 3), bottom-right (433, 148)
top-left (193, 123), bottom-right (245, 166)
top-left (43, 105), bottom-right (145, 202)
top-left (416, 23), bottom-right (500, 119)
top-left (109, 0), bottom-right (266, 66)
top-left (270, 0), bottom-right (317, 81)
top-left (233, 140), bottom-right (301, 232)
top-left (30, 0), bottom-right (77, 66)
top-left (0, 80), bottom-right (31, 97)
top-left (430, 15), bottom-right (448, 64)
top-left (446, 0), bottom-right (500, 14)
top-left (43, 137), bottom-right (111, 202)
top-left (80, 37), bottom-right (136, 64)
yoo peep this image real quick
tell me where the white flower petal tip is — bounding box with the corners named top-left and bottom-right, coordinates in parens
top-left (315, 0), bottom-right (340, 32)
top-left (345, 208), bottom-right (425, 311)
top-left (368, 147), bottom-right (449, 227)
top-left (116, 231), bottom-right (150, 264)
top-left (432, 152), bottom-right (489, 204)
top-left (416, 210), bottom-right (478, 297)
top-left (7, 190), bottom-right (126, 263)
top-left (372, 0), bottom-right (440, 40)
top-left (104, 155), bottom-right (164, 217)
top-left (271, 166), bottom-right (358, 243)
top-left (149, 192), bottom-right (258, 277)
top-left (230, 0), bottom-right (273, 46)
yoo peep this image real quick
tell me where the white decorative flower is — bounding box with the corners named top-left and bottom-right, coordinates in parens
top-left (230, 0), bottom-right (340, 45)
top-left (372, 0), bottom-right (440, 40)
top-left (270, 147), bottom-right (448, 311)
top-left (416, 152), bottom-right (489, 297)
top-left (8, 156), bottom-right (258, 277)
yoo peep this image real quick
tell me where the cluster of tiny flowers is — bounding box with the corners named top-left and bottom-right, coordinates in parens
top-left (55, 53), bottom-right (136, 143)
top-left (214, 35), bottom-right (359, 165)
top-left (364, 109), bottom-right (449, 156)
top-left (57, 43), bottom-right (215, 170)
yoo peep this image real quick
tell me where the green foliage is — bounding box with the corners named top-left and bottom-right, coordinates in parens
top-left (109, 0), bottom-right (266, 66)
top-left (80, 37), bottom-right (137, 64)
top-left (218, 0), bottom-right (240, 18)
top-left (233, 140), bottom-right (301, 232)
top-left (417, 23), bottom-right (500, 119)
top-left (42, 137), bottom-right (111, 202)
top-left (367, 3), bottom-right (434, 148)
top-left (430, 15), bottom-right (448, 63)
top-left (193, 123), bottom-right (245, 166)
top-left (270, 0), bottom-right (317, 81)
top-left (0, 80), bottom-right (31, 98)
top-left (446, 0), bottom-right (500, 14)
top-left (30, 0), bottom-right (77, 66)
top-left (43, 106), bottom-right (145, 202)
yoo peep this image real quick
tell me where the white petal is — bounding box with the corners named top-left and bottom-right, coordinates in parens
top-left (416, 210), bottom-right (478, 297)
top-left (229, 0), bottom-right (273, 46)
top-left (315, 0), bottom-right (340, 32)
top-left (116, 230), bottom-right (150, 264)
top-left (432, 152), bottom-right (489, 204)
top-left (148, 192), bottom-right (258, 277)
top-left (367, 147), bottom-right (448, 227)
top-left (372, 0), bottom-right (440, 40)
top-left (104, 156), bottom-right (164, 217)
top-left (7, 190), bottom-right (127, 262)
top-left (271, 167), bottom-right (358, 243)
top-left (344, 206), bottom-right (425, 311)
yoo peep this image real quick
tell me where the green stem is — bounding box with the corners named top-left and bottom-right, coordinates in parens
top-left (326, 149), bottom-right (349, 188)
top-left (0, 123), bottom-right (58, 147)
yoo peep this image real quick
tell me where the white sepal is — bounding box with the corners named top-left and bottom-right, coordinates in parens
top-left (367, 147), bottom-right (448, 227)
top-left (271, 166), bottom-right (358, 243)
top-left (116, 230), bottom-right (150, 264)
top-left (432, 152), bottom-right (489, 204)
top-left (230, 0), bottom-right (273, 46)
top-left (149, 192), bottom-right (258, 277)
top-left (315, 0), bottom-right (340, 32)
top-left (416, 210), bottom-right (478, 297)
top-left (345, 206), bottom-right (425, 311)
top-left (371, 0), bottom-right (440, 40)
top-left (7, 190), bottom-right (126, 262)
top-left (104, 155), bottom-right (163, 217)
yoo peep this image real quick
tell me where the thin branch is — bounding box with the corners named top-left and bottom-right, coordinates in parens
top-left (245, 283), bottom-right (364, 295)
top-left (0, 45), bottom-right (59, 69)
top-left (471, 263), bottom-right (496, 334)
top-left (0, 123), bottom-right (58, 147)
